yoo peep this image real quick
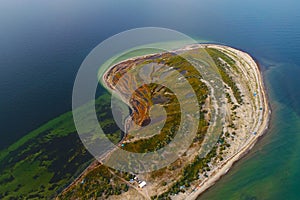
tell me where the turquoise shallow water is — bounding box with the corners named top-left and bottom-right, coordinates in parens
top-left (199, 63), bottom-right (300, 199)
top-left (1, 0), bottom-right (300, 199)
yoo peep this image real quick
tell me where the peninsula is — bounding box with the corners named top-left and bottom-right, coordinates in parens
top-left (58, 44), bottom-right (270, 200)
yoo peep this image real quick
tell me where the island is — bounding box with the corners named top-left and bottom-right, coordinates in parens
top-left (57, 44), bottom-right (270, 200)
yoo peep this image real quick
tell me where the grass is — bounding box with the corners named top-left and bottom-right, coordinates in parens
top-left (206, 48), bottom-right (243, 104)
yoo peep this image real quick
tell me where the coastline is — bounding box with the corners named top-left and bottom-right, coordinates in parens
top-left (99, 44), bottom-right (270, 199)
top-left (185, 45), bottom-right (271, 200)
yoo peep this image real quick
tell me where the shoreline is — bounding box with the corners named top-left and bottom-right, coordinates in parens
top-left (185, 45), bottom-right (271, 200)
top-left (99, 44), bottom-right (270, 199)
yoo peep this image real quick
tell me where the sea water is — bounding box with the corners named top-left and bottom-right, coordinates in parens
top-left (1, 0), bottom-right (300, 199)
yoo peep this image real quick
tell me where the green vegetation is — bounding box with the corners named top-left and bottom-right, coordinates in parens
top-left (153, 130), bottom-right (234, 199)
top-left (0, 93), bottom-right (122, 199)
top-left (122, 54), bottom-right (209, 153)
top-left (153, 145), bottom-right (219, 199)
top-left (206, 48), bottom-right (238, 71)
top-left (206, 48), bottom-right (243, 104)
top-left (1, 46), bottom-right (248, 199)
top-left (58, 165), bottom-right (130, 200)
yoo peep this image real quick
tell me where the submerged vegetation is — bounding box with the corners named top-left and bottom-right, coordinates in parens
top-left (0, 93), bottom-right (122, 199)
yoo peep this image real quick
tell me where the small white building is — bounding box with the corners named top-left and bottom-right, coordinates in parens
top-left (138, 181), bottom-right (147, 188)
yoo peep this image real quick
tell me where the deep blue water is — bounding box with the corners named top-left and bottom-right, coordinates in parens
top-left (1, 0), bottom-right (300, 199)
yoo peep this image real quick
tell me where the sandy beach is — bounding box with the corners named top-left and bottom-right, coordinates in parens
top-left (184, 45), bottom-right (270, 200)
